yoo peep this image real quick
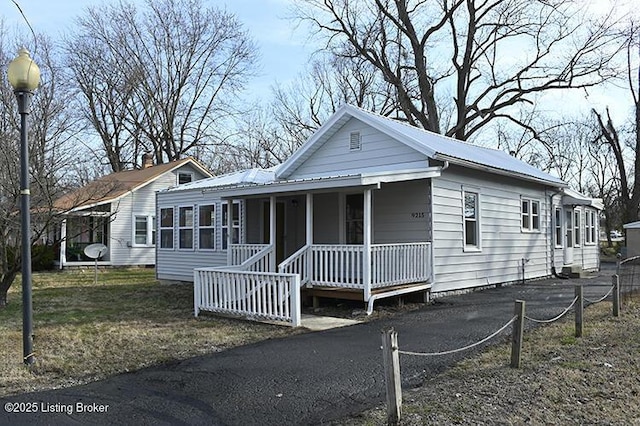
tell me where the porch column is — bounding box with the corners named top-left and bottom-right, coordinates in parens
top-left (59, 219), bottom-right (67, 270)
top-left (226, 199), bottom-right (233, 266)
top-left (306, 193), bottom-right (313, 285)
top-left (363, 188), bottom-right (372, 302)
top-left (269, 195), bottom-right (276, 272)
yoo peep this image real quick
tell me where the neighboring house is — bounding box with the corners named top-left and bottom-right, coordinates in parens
top-left (53, 155), bottom-right (212, 268)
top-left (156, 104), bottom-right (601, 324)
top-left (623, 221), bottom-right (640, 258)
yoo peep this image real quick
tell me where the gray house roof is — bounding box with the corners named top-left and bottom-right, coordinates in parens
top-left (276, 104), bottom-right (566, 187)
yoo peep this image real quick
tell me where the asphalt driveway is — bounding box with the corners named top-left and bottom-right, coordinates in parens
top-left (0, 265), bottom-right (618, 425)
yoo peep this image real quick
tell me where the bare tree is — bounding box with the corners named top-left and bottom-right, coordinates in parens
top-left (0, 31), bottom-right (80, 307)
top-left (65, 0), bottom-right (259, 171)
top-left (293, 0), bottom-right (623, 141)
top-left (592, 22), bottom-right (639, 228)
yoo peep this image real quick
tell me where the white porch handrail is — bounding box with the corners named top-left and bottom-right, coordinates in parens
top-left (276, 242), bottom-right (432, 291)
top-left (371, 242), bottom-right (432, 288)
top-left (230, 244), bottom-right (270, 266)
top-left (235, 244), bottom-right (275, 272)
top-left (278, 245), bottom-right (310, 285)
top-left (194, 267), bottom-right (300, 327)
top-left (310, 244), bottom-right (365, 288)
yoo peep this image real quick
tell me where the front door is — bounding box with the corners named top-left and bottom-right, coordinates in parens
top-left (345, 193), bottom-right (364, 244)
top-left (564, 209), bottom-right (574, 265)
top-left (263, 201), bottom-right (286, 264)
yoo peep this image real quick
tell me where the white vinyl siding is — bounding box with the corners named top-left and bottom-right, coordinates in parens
top-left (373, 180), bottom-right (429, 244)
top-left (286, 117), bottom-right (429, 180)
top-left (156, 189), bottom-right (245, 282)
top-left (431, 165), bottom-right (549, 293)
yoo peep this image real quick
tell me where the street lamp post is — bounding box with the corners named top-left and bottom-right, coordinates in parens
top-left (7, 47), bottom-right (40, 366)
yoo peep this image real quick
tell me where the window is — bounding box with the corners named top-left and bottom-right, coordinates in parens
top-left (178, 206), bottom-right (194, 249)
top-left (554, 207), bottom-right (562, 248)
top-left (198, 204), bottom-right (215, 250)
top-left (178, 172), bottom-right (193, 185)
top-left (159, 208), bottom-right (174, 249)
top-left (349, 131), bottom-right (361, 151)
top-left (222, 201), bottom-right (240, 249)
top-left (463, 191), bottom-right (480, 250)
top-left (574, 210), bottom-right (581, 246)
top-left (345, 193), bottom-right (364, 244)
top-left (521, 199), bottom-right (540, 232)
top-left (585, 210), bottom-right (596, 245)
top-left (134, 215), bottom-right (155, 246)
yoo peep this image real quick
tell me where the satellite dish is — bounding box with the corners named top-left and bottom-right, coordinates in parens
top-left (84, 243), bottom-right (108, 259)
top-left (84, 243), bottom-right (108, 285)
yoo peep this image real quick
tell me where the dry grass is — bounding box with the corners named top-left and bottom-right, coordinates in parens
top-left (340, 298), bottom-right (640, 425)
top-left (0, 269), bottom-right (302, 397)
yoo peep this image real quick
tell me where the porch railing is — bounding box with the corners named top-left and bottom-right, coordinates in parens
top-left (276, 242), bottom-right (432, 290)
top-left (371, 242), bottom-right (432, 288)
top-left (233, 244), bottom-right (275, 272)
top-left (230, 244), bottom-right (270, 266)
top-left (278, 245), bottom-right (310, 285)
top-left (194, 268), bottom-right (300, 327)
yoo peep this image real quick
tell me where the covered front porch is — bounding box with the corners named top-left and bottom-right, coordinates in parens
top-left (55, 206), bottom-right (112, 268)
top-left (194, 171), bottom-right (438, 326)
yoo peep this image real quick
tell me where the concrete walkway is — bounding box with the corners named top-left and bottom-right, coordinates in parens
top-left (0, 266), bottom-right (618, 425)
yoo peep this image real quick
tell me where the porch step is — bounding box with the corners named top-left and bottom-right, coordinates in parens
top-left (561, 265), bottom-right (588, 278)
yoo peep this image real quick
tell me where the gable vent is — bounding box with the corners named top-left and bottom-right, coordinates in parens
top-left (349, 131), bottom-right (361, 151)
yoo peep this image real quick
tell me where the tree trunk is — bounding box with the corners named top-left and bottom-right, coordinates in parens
top-left (0, 273), bottom-right (18, 309)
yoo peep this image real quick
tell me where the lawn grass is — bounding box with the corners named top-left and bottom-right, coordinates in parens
top-left (0, 268), bottom-right (302, 397)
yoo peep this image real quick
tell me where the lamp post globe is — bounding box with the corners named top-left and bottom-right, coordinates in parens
top-left (8, 47), bottom-right (40, 92)
top-left (7, 47), bottom-right (40, 366)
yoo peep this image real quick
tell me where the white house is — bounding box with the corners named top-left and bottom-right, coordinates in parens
top-left (53, 156), bottom-right (212, 268)
top-left (155, 105), bottom-right (601, 325)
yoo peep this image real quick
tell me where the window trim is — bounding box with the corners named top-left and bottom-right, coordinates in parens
top-left (521, 198), bottom-right (541, 232)
top-left (554, 207), bottom-right (563, 248)
top-left (462, 188), bottom-right (481, 252)
top-left (585, 209), bottom-right (596, 245)
top-left (132, 214), bottom-right (155, 247)
top-left (222, 201), bottom-right (241, 250)
top-left (178, 205), bottom-right (195, 250)
top-left (177, 172), bottom-right (194, 185)
top-left (159, 207), bottom-right (174, 250)
top-left (574, 209), bottom-right (581, 247)
top-left (198, 204), bottom-right (216, 251)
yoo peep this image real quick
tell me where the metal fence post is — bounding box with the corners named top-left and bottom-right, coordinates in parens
top-left (382, 328), bottom-right (402, 424)
top-left (612, 274), bottom-right (620, 317)
top-left (511, 300), bottom-right (525, 369)
top-left (575, 286), bottom-right (583, 338)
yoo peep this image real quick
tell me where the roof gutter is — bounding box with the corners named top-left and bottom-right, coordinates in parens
top-left (433, 154), bottom-right (567, 188)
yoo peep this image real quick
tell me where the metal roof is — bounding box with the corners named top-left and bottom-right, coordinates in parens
top-left (276, 104), bottom-right (566, 187)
